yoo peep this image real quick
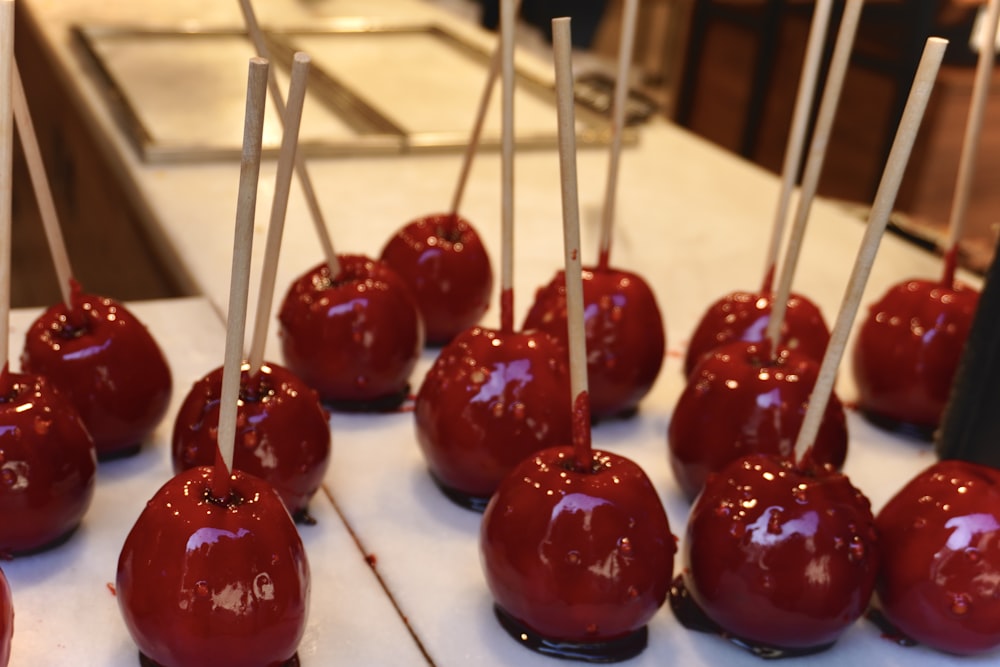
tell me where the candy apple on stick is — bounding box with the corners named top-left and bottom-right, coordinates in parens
top-left (172, 53), bottom-right (331, 523)
top-left (14, 60), bottom-right (171, 460)
top-left (481, 19), bottom-right (675, 660)
top-left (0, 567), bottom-right (10, 667)
top-left (0, 7), bottom-right (96, 557)
top-left (851, 0), bottom-right (994, 440)
top-left (117, 60), bottom-right (310, 667)
top-left (523, 0), bottom-right (665, 421)
top-left (673, 36), bottom-right (947, 656)
top-left (668, 1), bottom-right (864, 501)
top-left (682, 0), bottom-right (837, 378)
top-left (413, 0), bottom-right (572, 510)
top-left (379, 4), bottom-right (512, 345)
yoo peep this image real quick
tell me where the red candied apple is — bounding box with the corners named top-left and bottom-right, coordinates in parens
top-left (380, 212), bottom-right (493, 346)
top-left (481, 446), bottom-right (675, 661)
top-left (117, 465), bottom-right (309, 667)
top-left (668, 340), bottom-right (847, 501)
top-left (875, 459), bottom-right (1000, 655)
top-left (278, 254), bottom-right (424, 411)
top-left (21, 283), bottom-right (172, 460)
top-left (852, 278), bottom-right (978, 439)
top-left (672, 454), bottom-right (878, 657)
top-left (0, 368), bottom-right (96, 556)
top-left (171, 362), bottom-right (331, 522)
top-left (0, 567), bottom-right (11, 667)
top-left (684, 291), bottom-right (830, 378)
top-left (523, 266), bottom-right (665, 420)
top-left (414, 326), bottom-right (572, 510)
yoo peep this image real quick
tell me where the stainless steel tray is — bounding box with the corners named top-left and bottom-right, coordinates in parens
top-left (73, 21), bottom-right (627, 163)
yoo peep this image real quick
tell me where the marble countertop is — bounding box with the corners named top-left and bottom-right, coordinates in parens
top-left (6, 0), bottom-right (992, 665)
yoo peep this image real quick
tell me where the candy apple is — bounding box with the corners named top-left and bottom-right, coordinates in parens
top-left (0, 567), bottom-right (11, 667)
top-left (668, 340), bottom-right (847, 501)
top-left (380, 212), bottom-right (493, 346)
top-left (278, 255), bottom-right (424, 411)
top-left (481, 446), bottom-right (675, 661)
top-left (852, 278), bottom-right (978, 439)
top-left (875, 459), bottom-right (1000, 655)
top-left (0, 368), bottom-right (96, 556)
top-left (673, 454), bottom-right (878, 656)
top-left (171, 362), bottom-right (331, 522)
top-left (415, 326), bottom-right (572, 510)
top-left (523, 266), bottom-right (665, 420)
top-left (21, 284), bottom-right (172, 460)
top-left (117, 465), bottom-right (309, 667)
top-left (684, 290), bottom-right (829, 378)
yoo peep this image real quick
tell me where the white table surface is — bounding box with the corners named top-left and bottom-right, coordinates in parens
top-left (9, 0), bottom-right (996, 665)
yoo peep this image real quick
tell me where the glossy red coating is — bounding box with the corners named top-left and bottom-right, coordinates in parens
top-left (0, 567), bottom-right (12, 667)
top-left (875, 459), bottom-right (1000, 655)
top-left (0, 370), bottom-right (96, 555)
top-left (682, 454), bottom-right (878, 651)
top-left (852, 278), bottom-right (979, 435)
top-left (523, 266), bottom-right (665, 419)
top-left (481, 446), bottom-right (676, 644)
top-left (380, 212), bottom-right (493, 346)
top-left (668, 340), bottom-right (847, 501)
top-left (278, 255), bottom-right (424, 407)
top-left (117, 466), bottom-right (309, 667)
top-left (21, 287), bottom-right (172, 458)
top-left (684, 290), bottom-right (829, 378)
top-left (171, 363), bottom-right (331, 517)
top-left (415, 327), bottom-right (573, 501)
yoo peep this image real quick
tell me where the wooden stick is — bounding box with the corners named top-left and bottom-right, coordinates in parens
top-left (498, 0), bottom-right (516, 333)
top-left (596, 0), bottom-right (640, 270)
top-left (760, 0), bottom-right (833, 292)
top-left (12, 61), bottom-right (74, 307)
top-left (247, 52), bottom-right (310, 377)
top-left (766, 0), bottom-right (863, 352)
top-left (943, 0), bottom-right (1000, 274)
top-left (237, 0), bottom-right (340, 277)
top-left (552, 17), bottom-right (592, 470)
top-left (217, 57), bottom-right (269, 478)
top-left (793, 37), bottom-right (948, 463)
top-left (0, 0), bottom-right (14, 374)
top-left (449, 0), bottom-right (522, 216)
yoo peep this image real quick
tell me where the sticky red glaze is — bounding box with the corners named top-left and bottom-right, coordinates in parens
top-left (668, 340), bottom-right (847, 501)
top-left (852, 278), bottom-right (979, 436)
top-left (684, 291), bottom-right (829, 378)
top-left (415, 327), bottom-right (573, 502)
top-left (278, 255), bottom-right (424, 407)
top-left (523, 267), bottom-right (665, 419)
top-left (682, 454), bottom-right (878, 651)
top-left (481, 446), bottom-right (676, 645)
top-left (0, 567), bottom-right (11, 667)
top-left (21, 288), bottom-right (172, 458)
top-left (117, 466), bottom-right (309, 667)
top-left (380, 212), bottom-right (493, 346)
top-left (171, 363), bottom-right (331, 517)
top-left (875, 459), bottom-right (1000, 655)
top-left (0, 370), bottom-right (96, 555)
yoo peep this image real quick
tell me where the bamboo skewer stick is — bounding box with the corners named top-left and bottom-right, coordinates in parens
top-left (237, 0), bottom-right (340, 277)
top-left (11, 61), bottom-right (74, 307)
top-left (596, 0), bottom-right (640, 270)
top-left (760, 0), bottom-right (833, 292)
top-left (766, 0), bottom-right (864, 352)
top-left (247, 52), bottom-right (311, 377)
top-left (0, 0), bottom-right (14, 374)
top-left (793, 38), bottom-right (948, 462)
top-left (217, 57), bottom-right (269, 478)
top-left (552, 17), bottom-right (592, 470)
top-left (942, 0), bottom-right (1000, 281)
top-left (498, 0), bottom-right (516, 334)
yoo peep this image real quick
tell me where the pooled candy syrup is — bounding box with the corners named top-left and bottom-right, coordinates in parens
top-left (493, 605), bottom-right (647, 663)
